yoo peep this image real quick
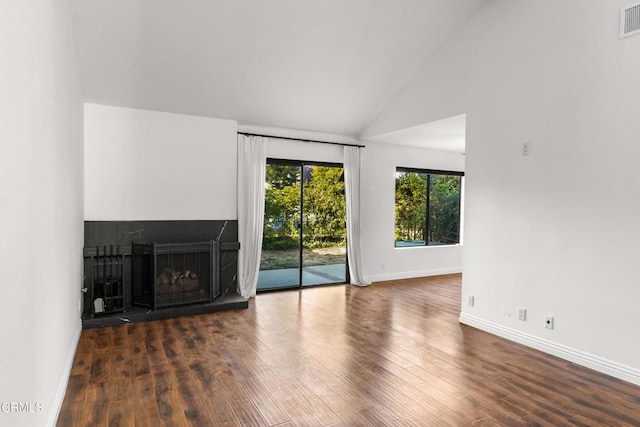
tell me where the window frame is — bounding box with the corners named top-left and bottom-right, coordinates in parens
top-left (394, 167), bottom-right (464, 248)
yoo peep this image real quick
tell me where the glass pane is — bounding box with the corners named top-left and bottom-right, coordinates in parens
top-left (428, 175), bottom-right (461, 245)
top-left (301, 165), bottom-right (347, 286)
top-left (394, 171), bottom-right (427, 247)
top-left (257, 164), bottom-right (301, 290)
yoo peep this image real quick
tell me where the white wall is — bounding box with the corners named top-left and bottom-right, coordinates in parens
top-left (0, 2), bottom-right (84, 426)
top-left (364, 0), bottom-right (640, 382)
top-left (267, 137), bottom-right (344, 164)
top-left (84, 106), bottom-right (464, 280)
top-left (265, 134), bottom-right (466, 282)
top-left (84, 103), bottom-right (237, 220)
top-left (361, 142), bottom-right (465, 281)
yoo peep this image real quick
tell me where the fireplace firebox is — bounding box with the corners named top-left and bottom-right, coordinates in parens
top-left (132, 240), bottom-right (220, 309)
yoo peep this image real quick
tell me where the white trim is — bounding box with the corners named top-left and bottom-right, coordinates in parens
top-left (368, 267), bottom-right (462, 283)
top-left (459, 313), bottom-right (640, 386)
top-left (46, 319), bottom-right (82, 427)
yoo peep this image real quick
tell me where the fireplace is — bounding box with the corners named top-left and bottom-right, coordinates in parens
top-left (132, 240), bottom-right (220, 309)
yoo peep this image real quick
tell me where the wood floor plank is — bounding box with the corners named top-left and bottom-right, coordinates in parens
top-left (151, 368), bottom-right (191, 426)
top-left (58, 274), bottom-right (640, 426)
top-left (457, 391), bottom-right (528, 426)
top-left (392, 415), bottom-right (432, 427)
top-left (56, 399), bottom-right (86, 427)
top-left (410, 382), bottom-right (488, 425)
top-left (80, 401), bottom-right (109, 427)
top-left (166, 351), bottom-right (221, 425)
top-left (470, 416), bottom-right (507, 426)
top-left (317, 393), bottom-right (374, 426)
top-left (281, 378), bottom-right (341, 426)
top-left (132, 400), bottom-right (163, 427)
top-left (219, 347), bottom-right (290, 425)
top-left (359, 405), bottom-right (399, 426)
top-left (106, 401), bottom-right (134, 427)
top-left (214, 368), bottom-right (270, 426)
top-left (270, 387), bottom-right (322, 426)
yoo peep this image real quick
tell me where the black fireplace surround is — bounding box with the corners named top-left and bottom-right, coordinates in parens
top-left (82, 220), bottom-right (246, 328)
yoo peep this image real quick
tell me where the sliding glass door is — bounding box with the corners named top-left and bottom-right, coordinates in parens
top-left (301, 163), bottom-right (347, 287)
top-left (257, 160), bottom-right (347, 291)
top-left (258, 163), bottom-right (301, 289)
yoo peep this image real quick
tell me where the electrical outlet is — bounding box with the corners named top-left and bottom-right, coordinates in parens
top-left (545, 316), bottom-right (554, 330)
top-left (517, 307), bottom-right (527, 321)
top-left (468, 296), bottom-right (474, 307)
top-left (522, 142), bottom-right (532, 156)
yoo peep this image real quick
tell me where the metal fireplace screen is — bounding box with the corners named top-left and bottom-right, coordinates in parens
top-left (132, 241), bottom-right (220, 309)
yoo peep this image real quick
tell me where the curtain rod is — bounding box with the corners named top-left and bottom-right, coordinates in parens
top-left (237, 132), bottom-right (365, 148)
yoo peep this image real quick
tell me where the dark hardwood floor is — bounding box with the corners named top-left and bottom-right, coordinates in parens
top-left (57, 274), bottom-right (640, 426)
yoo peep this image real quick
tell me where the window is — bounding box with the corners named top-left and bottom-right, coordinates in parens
top-left (394, 168), bottom-right (463, 247)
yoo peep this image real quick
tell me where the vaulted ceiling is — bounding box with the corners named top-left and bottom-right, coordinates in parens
top-left (71, 0), bottom-right (481, 139)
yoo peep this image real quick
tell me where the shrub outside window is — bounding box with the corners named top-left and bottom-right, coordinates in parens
top-left (394, 168), bottom-right (463, 247)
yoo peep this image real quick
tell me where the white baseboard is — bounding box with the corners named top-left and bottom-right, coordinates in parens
top-left (368, 266), bottom-right (462, 283)
top-left (459, 313), bottom-right (640, 386)
top-left (46, 319), bottom-right (82, 427)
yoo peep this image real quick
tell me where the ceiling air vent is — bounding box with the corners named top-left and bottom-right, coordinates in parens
top-left (620, 2), bottom-right (640, 38)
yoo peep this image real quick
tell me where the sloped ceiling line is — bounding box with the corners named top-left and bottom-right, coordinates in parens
top-left (71, 0), bottom-right (481, 145)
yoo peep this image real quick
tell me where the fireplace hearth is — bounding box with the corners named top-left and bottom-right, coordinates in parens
top-left (132, 241), bottom-right (220, 309)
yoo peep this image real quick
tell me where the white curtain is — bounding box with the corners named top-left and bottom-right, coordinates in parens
top-left (237, 135), bottom-right (268, 298)
top-left (343, 146), bottom-right (370, 286)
